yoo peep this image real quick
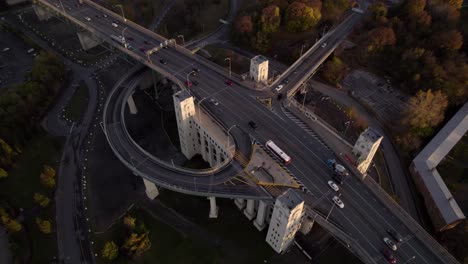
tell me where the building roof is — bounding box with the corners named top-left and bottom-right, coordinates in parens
top-left (278, 189), bottom-right (303, 210)
top-left (251, 55), bottom-right (268, 64)
top-left (360, 127), bottom-right (382, 143)
top-left (412, 102), bottom-right (468, 226)
top-left (174, 89), bottom-right (192, 102)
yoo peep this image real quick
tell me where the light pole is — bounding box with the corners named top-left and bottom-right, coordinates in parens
top-left (227, 125), bottom-right (237, 151)
top-left (403, 256), bottom-right (416, 264)
top-left (225, 57), bottom-right (231, 77)
top-left (302, 88), bottom-right (308, 108)
top-left (186, 71), bottom-right (195, 87)
top-left (300, 43), bottom-right (306, 57)
top-left (326, 193), bottom-right (341, 221)
top-left (58, 0), bottom-right (66, 13)
top-left (343, 121), bottom-right (353, 138)
top-left (177, 35), bottom-right (185, 46)
top-left (122, 27), bottom-right (128, 48)
top-left (115, 4), bottom-right (126, 22)
top-left (271, 70), bottom-right (277, 84)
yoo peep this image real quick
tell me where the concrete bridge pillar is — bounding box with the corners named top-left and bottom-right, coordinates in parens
top-left (208, 197), bottom-right (219, 218)
top-left (254, 200), bottom-right (267, 231)
top-left (77, 31), bottom-right (103, 51)
top-left (243, 199), bottom-right (256, 220)
top-left (234, 198), bottom-right (246, 210)
top-left (33, 4), bottom-right (53, 21)
top-left (127, 93), bottom-right (138, 114)
top-left (300, 217), bottom-right (314, 235)
top-left (142, 178), bottom-right (159, 200)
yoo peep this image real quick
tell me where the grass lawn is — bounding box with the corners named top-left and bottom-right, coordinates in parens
top-left (0, 132), bottom-right (62, 263)
top-left (93, 207), bottom-right (220, 264)
top-left (374, 149), bottom-right (394, 195)
top-left (64, 80), bottom-right (89, 123)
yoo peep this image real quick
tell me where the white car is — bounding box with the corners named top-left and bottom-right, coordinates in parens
top-left (383, 237), bottom-right (398, 251)
top-left (328, 181), bottom-right (339, 192)
top-left (210, 98), bottom-right (219, 106)
top-left (84, 16), bottom-right (91, 21)
top-left (103, 14), bottom-right (108, 18)
top-left (275, 84), bottom-right (284, 91)
top-left (111, 23), bottom-right (118, 28)
top-left (321, 43), bottom-right (327, 48)
top-left (2, 47), bottom-right (10, 52)
top-left (332, 196), bottom-right (344, 209)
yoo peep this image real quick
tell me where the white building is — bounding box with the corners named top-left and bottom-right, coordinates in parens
top-left (266, 189), bottom-right (304, 253)
top-left (352, 128), bottom-right (383, 174)
top-left (250, 55), bottom-right (269, 83)
top-left (173, 90), bottom-right (231, 167)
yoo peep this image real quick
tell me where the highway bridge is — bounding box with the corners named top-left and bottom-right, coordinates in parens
top-left (33, 0), bottom-right (460, 263)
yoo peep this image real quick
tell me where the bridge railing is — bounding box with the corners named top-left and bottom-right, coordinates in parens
top-left (363, 177), bottom-right (459, 264)
top-left (306, 208), bottom-right (377, 264)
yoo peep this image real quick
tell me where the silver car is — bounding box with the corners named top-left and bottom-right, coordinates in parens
top-left (383, 237), bottom-right (398, 251)
top-left (332, 196), bottom-right (344, 209)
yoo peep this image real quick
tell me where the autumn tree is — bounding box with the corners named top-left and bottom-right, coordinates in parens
top-left (36, 218), bottom-right (52, 234)
top-left (1, 215), bottom-right (22, 233)
top-left (261, 5), bottom-right (281, 33)
top-left (285, 1), bottom-right (321, 32)
top-left (0, 168), bottom-right (7, 178)
top-left (101, 241), bottom-right (119, 261)
top-left (405, 0), bottom-right (427, 16)
top-left (33, 193), bottom-right (50, 208)
top-left (431, 30), bottom-right (463, 51)
top-left (0, 138), bottom-right (17, 169)
top-left (251, 31), bottom-right (272, 52)
top-left (234, 15), bottom-right (253, 34)
top-left (40, 165), bottom-right (56, 189)
top-left (322, 0), bottom-right (350, 22)
top-left (121, 232), bottom-right (151, 258)
top-left (366, 27), bottom-right (396, 51)
top-left (123, 215), bottom-right (136, 230)
top-left (404, 89), bottom-right (448, 136)
top-left (321, 56), bottom-right (348, 85)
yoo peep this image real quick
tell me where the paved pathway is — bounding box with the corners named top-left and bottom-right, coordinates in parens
top-left (0, 226), bottom-right (12, 264)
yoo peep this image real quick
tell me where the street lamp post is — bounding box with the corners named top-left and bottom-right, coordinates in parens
top-left (122, 27), bottom-right (128, 48)
top-left (343, 121), bottom-right (353, 138)
top-left (326, 193), bottom-right (341, 221)
top-left (403, 256), bottom-right (416, 264)
top-left (300, 43), bottom-right (306, 57)
top-left (58, 0), bottom-right (66, 13)
top-left (177, 35), bottom-right (185, 46)
top-left (115, 4), bottom-right (126, 22)
top-left (225, 57), bottom-right (231, 77)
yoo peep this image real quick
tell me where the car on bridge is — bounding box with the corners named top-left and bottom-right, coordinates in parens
top-left (383, 237), bottom-right (398, 251)
top-left (103, 14), bottom-right (108, 18)
top-left (112, 23), bottom-right (118, 28)
top-left (84, 16), bottom-right (91, 21)
top-left (248, 121), bottom-right (258, 129)
top-left (283, 78), bottom-right (290, 84)
top-left (185, 80), bottom-right (192, 87)
top-left (159, 59), bottom-right (167, 65)
top-left (383, 249), bottom-right (397, 264)
top-left (210, 98), bottom-right (219, 106)
top-left (321, 43), bottom-right (327, 48)
top-left (192, 80), bottom-right (199, 86)
top-left (332, 196), bottom-right (344, 208)
top-left (275, 84), bottom-right (284, 92)
top-left (387, 229), bottom-right (403, 242)
top-left (143, 40), bottom-right (149, 45)
top-left (328, 181), bottom-right (339, 192)
top-left (225, 80), bottom-right (233, 86)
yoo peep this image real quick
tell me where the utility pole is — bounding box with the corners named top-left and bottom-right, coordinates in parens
top-left (177, 35), bottom-right (185, 46)
top-left (115, 4), bottom-right (126, 22)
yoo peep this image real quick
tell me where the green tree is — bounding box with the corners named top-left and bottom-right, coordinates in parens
top-left (251, 31), bottom-right (271, 53)
top-left (33, 193), bottom-right (50, 208)
top-left (35, 218), bottom-right (52, 234)
top-left (285, 1), bottom-right (321, 32)
top-left (0, 168), bottom-right (7, 178)
top-left (121, 232), bottom-right (151, 258)
top-left (366, 26), bottom-right (396, 51)
top-left (101, 241), bottom-right (119, 261)
top-left (123, 215), bottom-right (136, 230)
top-left (405, 0), bottom-right (426, 16)
top-left (321, 56), bottom-right (348, 85)
top-left (404, 89), bottom-right (448, 135)
top-left (261, 5), bottom-right (281, 33)
top-left (40, 165), bottom-right (56, 189)
top-left (0, 138), bottom-right (17, 168)
top-left (1, 215), bottom-right (22, 233)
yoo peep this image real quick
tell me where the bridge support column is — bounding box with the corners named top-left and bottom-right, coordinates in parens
top-left (234, 198), bottom-right (246, 210)
top-left (32, 4), bottom-right (53, 21)
top-left (77, 31), bottom-right (103, 51)
top-left (253, 200), bottom-right (267, 231)
top-left (300, 217), bottom-right (314, 235)
top-left (127, 93), bottom-right (138, 114)
top-left (243, 199), bottom-right (256, 220)
top-left (142, 178), bottom-right (159, 200)
top-left (208, 197), bottom-right (219, 218)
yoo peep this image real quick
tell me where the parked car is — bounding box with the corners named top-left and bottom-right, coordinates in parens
top-left (383, 237), bottom-right (397, 251)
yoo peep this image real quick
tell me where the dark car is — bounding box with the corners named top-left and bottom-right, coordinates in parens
top-left (332, 175), bottom-right (343, 185)
top-left (191, 71), bottom-right (198, 76)
top-left (225, 80), bottom-right (233, 86)
top-left (143, 40), bottom-right (149, 45)
top-left (248, 121), bottom-right (258, 129)
top-left (139, 47), bottom-right (146, 53)
top-left (283, 78), bottom-right (290, 84)
top-left (159, 59), bottom-right (167, 65)
top-left (277, 93), bottom-right (283, 101)
top-left (383, 249), bottom-right (397, 264)
top-left (193, 67), bottom-right (200, 72)
top-left (185, 80), bottom-right (192, 87)
top-left (192, 80), bottom-right (199, 86)
top-left (386, 229), bottom-right (403, 242)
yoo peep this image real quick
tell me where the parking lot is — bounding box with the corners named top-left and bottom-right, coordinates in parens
top-left (343, 70), bottom-right (410, 126)
top-left (0, 29), bottom-right (36, 89)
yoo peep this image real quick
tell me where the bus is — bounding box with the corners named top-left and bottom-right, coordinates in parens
top-left (266, 140), bottom-right (291, 165)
